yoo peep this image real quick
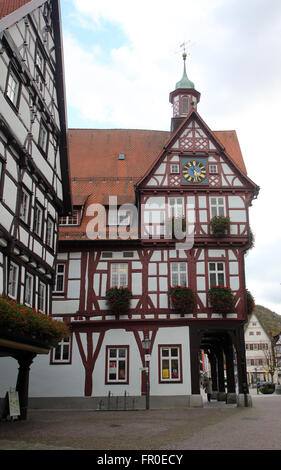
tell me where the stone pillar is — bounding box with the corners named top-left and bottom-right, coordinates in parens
top-left (189, 327), bottom-right (203, 407)
top-left (232, 326), bottom-right (252, 407)
top-left (216, 345), bottom-right (226, 401)
top-left (16, 352), bottom-right (36, 420)
top-left (208, 350), bottom-right (218, 394)
top-left (224, 336), bottom-right (236, 403)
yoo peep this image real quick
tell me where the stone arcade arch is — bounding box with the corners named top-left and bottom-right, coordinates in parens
top-left (189, 322), bottom-right (250, 406)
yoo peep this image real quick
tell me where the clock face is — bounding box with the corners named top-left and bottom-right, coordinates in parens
top-left (182, 160), bottom-right (207, 183)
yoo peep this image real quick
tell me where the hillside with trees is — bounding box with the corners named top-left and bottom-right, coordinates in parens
top-left (247, 305), bottom-right (281, 336)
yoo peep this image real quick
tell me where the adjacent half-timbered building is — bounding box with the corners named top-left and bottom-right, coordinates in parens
top-left (0, 0), bottom-right (71, 403)
top-left (14, 51), bottom-right (259, 407)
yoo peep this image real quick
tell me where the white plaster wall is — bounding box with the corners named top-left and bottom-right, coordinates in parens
top-left (93, 329), bottom-right (142, 397)
top-left (150, 326), bottom-right (191, 396)
top-left (0, 357), bottom-right (18, 397)
top-left (29, 339), bottom-right (85, 397)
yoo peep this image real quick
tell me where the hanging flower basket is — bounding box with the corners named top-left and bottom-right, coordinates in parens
top-left (210, 216), bottom-right (230, 237)
top-left (168, 286), bottom-right (195, 315)
top-left (246, 289), bottom-right (255, 315)
top-left (165, 217), bottom-right (186, 238)
top-left (207, 286), bottom-right (235, 313)
top-left (0, 296), bottom-right (69, 348)
top-left (105, 286), bottom-right (132, 315)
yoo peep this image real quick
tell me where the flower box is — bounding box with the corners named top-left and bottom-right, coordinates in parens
top-left (0, 296), bottom-right (69, 348)
top-left (207, 286), bottom-right (235, 313)
top-left (210, 216), bottom-right (230, 237)
top-left (105, 287), bottom-right (132, 315)
top-left (168, 286), bottom-right (195, 315)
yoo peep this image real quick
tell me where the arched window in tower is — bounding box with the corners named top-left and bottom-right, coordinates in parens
top-left (182, 96), bottom-right (188, 114)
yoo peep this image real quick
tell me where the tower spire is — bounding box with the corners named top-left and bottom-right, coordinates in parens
top-left (175, 48), bottom-right (195, 90)
top-left (169, 45), bottom-right (200, 132)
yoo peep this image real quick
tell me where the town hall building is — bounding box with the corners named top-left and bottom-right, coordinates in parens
top-left (0, 2), bottom-right (259, 409)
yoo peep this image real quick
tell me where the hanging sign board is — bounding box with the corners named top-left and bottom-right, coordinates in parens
top-left (8, 388), bottom-right (20, 418)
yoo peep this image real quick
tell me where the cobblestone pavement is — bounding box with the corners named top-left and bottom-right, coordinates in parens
top-left (0, 392), bottom-right (280, 451)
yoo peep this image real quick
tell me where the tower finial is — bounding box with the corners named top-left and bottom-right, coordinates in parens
top-left (180, 41), bottom-right (187, 61)
top-left (176, 41), bottom-right (194, 90)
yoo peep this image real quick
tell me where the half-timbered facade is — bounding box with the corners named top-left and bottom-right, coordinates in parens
top-left (0, 0), bottom-right (71, 403)
top-left (24, 54), bottom-right (258, 407)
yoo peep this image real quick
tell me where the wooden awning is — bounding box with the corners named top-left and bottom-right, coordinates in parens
top-left (0, 337), bottom-right (49, 356)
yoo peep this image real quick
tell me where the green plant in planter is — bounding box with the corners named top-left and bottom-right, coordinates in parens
top-left (259, 384), bottom-right (275, 394)
top-left (168, 286), bottom-right (195, 315)
top-left (210, 216), bottom-right (230, 236)
top-left (165, 217), bottom-right (186, 238)
top-left (105, 286), bottom-right (132, 315)
top-left (0, 295), bottom-right (69, 346)
top-left (207, 286), bottom-right (235, 313)
top-left (246, 289), bottom-right (255, 315)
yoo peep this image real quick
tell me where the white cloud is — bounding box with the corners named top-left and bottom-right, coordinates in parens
top-left (61, 0), bottom-right (281, 314)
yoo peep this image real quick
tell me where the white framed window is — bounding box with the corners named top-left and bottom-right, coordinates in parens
top-left (6, 69), bottom-right (20, 106)
top-left (106, 346), bottom-right (128, 383)
top-left (38, 281), bottom-right (46, 312)
top-left (46, 216), bottom-right (54, 248)
top-left (8, 262), bottom-right (19, 299)
top-left (182, 96), bottom-right (188, 114)
top-left (209, 164), bottom-right (218, 174)
top-left (34, 203), bottom-right (43, 237)
top-left (168, 197), bottom-right (184, 218)
top-left (159, 345), bottom-right (181, 382)
top-left (35, 45), bottom-right (45, 75)
top-left (19, 188), bottom-right (30, 224)
top-left (54, 264), bottom-right (65, 293)
top-left (170, 262), bottom-right (187, 287)
top-left (170, 164), bottom-right (179, 174)
top-left (53, 337), bottom-right (71, 363)
top-left (210, 197), bottom-right (225, 218)
top-left (59, 209), bottom-right (79, 226)
top-left (209, 262), bottom-right (225, 288)
top-left (24, 273), bottom-right (34, 306)
top-left (110, 263), bottom-right (128, 287)
top-left (101, 252), bottom-right (113, 258)
top-left (38, 121), bottom-right (48, 153)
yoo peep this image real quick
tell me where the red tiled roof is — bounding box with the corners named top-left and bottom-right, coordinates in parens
top-left (0, 0), bottom-right (32, 19)
top-left (59, 127), bottom-right (250, 241)
top-left (214, 130), bottom-right (247, 175)
top-left (68, 128), bottom-right (170, 205)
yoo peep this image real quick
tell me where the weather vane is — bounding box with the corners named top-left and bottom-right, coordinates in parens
top-left (180, 40), bottom-right (189, 59)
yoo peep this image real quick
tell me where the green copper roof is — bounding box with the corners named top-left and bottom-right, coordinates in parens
top-left (176, 53), bottom-right (195, 89)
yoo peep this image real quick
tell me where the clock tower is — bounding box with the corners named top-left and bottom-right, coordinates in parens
top-left (169, 52), bottom-right (201, 132)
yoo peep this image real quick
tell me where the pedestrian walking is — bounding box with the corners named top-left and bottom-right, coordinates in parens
top-left (204, 376), bottom-right (212, 402)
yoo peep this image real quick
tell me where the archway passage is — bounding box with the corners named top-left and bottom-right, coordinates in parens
top-left (201, 330), bottom-right (236, 403)
top-left (189, 322), bottom-right (249, 405)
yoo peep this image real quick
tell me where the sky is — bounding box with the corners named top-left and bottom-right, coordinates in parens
top-left (59, 0), bottom-right (281, 316)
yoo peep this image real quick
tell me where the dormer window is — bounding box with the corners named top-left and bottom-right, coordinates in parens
top-left (59, 209), bottom-right (80, 226)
